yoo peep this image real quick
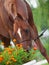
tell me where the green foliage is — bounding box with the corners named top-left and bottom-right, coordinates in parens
top-left (31, 0), bottom-right (49, 31)
top-left (0, 46), bottom-right (39, 65)
top-left (41, 37), bottom-right (49, 55)
top-left (42, 63), bottom-right (49, 65)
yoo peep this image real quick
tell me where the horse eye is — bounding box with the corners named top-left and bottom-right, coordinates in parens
top-left (25, 29), bottom-right (29, 34)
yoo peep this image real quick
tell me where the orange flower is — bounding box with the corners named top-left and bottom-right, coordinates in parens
top-left (33, 47), bottom-right (37, 51)
top-left (13, 39), bottom-right (17, 43)
top-left (10, 57), bottom-right (17, 62)
top-left (6, 61), bottom-right (10, 65)
top-left (8, 51), bottom-right (12, 55)
top-left (0, 56), bottom-right (4, 63)
top-left (4, 48), bottom-right (10, 51)
top-left (13, 59), bottom-right (17, 62)
top-left (16, 43), bottom-right (23, 49)
top-left (4, 48), bottom-right (12, 52)
top-left (10, 55), bottom-right (17, 62)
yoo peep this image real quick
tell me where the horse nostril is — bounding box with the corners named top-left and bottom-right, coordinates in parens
top-left (26, 46), bottom-right (31, 52)
top-left (26, 49), bottom-right (31, 52)
top-left (26, 49), bottom-right (29, 52)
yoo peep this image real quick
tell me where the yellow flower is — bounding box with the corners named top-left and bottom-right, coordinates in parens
top-left (4, 48), bottom-right (10, 51)
top-left (4, 50), bottom-right (6, 53)
top-left (4, 48), bottom-right (12, 52)
top-left (1, 42), bottom-right (4, 45)
top-left (6, 61), bottom-right (10, 65)
top-left (10, 57), bottom-right (14, 60)
top-left (10, 56), bottom-right (17, 62)
top-left (8, 51), bottom-right (12, 55)
top-left (11, 58), bottom-right (17, 62)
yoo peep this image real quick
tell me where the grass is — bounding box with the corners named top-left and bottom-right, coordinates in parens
top-left (42, 63), bottom-right (49, 65)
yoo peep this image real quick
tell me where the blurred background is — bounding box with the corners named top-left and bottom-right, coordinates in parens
top-left (26, 0), bottom-right (49, 62)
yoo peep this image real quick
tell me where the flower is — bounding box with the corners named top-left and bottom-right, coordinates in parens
top-left (4, 48), bottom-right (13, 55)
top-left (4, 48), bottom-right (10, 51)
top-left (6, 61), bottom-right (11, 65)
top-left (4, 50), bottom-right (6, 53)
top-left (0, 56), bottom-right (4, 63)
top-left (4, 48), bottom-right (12, 52)
top-left (13, 39), bottom-right (17, 43)
top-left (8, 51), bottom-right (12, 55)
top-left (16, 43), bottom-right (23, 49)
top-left (13, 59), bottom-right (17, 62)
top-left (33, 47), bottom-right (37, 51)
top-left (10, 57), bottom-right (17, 62)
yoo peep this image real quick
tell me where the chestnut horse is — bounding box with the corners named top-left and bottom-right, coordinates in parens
top-left (0, 0), bottom-right (49, 62)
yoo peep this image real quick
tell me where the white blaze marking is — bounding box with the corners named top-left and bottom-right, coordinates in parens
top-left (17, 28), bottom-right (22, 39)
top-left (10, 28), bottom-right (22, 47)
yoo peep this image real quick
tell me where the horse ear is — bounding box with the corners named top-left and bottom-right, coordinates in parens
top-left (11, 3), bottom-right (17, 19)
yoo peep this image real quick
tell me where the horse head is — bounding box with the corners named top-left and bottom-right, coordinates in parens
top-left (12, 0), bottom-right (32, 51)
top-left (4, 0), bottom-right (32, 51)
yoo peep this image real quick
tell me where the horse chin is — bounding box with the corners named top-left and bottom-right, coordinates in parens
top-left (21, 43), bottom-right (31, 51)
